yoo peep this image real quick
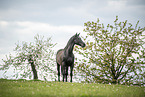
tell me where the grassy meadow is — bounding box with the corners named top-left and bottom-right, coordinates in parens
top-left (0, 79), bottom-right (144, 97)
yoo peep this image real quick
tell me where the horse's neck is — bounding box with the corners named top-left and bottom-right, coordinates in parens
top-left (64, 41), bottom-right (74, 55)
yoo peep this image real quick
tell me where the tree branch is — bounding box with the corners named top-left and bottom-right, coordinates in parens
top-left (116, 45), bottom-right (134, 78)
top-left (119, 65), bottom-right (132, 81)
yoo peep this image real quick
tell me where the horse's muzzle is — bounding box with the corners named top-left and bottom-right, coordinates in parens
top-left (81, 43), bottom-right (86, 48)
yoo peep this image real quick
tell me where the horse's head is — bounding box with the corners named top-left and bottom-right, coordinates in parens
top-left (73, 33), bottom-right (85, 48)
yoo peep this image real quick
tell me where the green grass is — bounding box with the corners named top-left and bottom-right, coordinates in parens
top-left (0, 79), bottom-right (144, 97)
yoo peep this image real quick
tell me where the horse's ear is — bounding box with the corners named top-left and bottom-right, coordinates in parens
top-left (75, 33), bottom-right (78, 37)
top-left (78, 33), bottom-right (80, 36)
top-left (75, 33), bottom-right (80, 37)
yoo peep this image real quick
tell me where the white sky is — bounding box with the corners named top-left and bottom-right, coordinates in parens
top-left (0, 0), bottom-right (145, 79)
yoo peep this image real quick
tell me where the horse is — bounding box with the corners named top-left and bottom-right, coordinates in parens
top-left (56, 33), bottom-right (85, 82)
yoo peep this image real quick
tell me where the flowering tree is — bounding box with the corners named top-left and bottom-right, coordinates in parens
top-left (1, 35), bottom-right (56, 80)
top-left (75, 16), bottom-right (145, 85)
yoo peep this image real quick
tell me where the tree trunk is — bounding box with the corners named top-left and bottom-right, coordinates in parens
top-left (30, 61), bottom-right (38, 80)
top-left (112, 78), bottom-right (117, 84)
top-left (28, 56), bottom-right (38, 80)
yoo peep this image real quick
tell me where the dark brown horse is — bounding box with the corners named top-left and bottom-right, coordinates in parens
top-left (56, 33), bottom-right (85, 82)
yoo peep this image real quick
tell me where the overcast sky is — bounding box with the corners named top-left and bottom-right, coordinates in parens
top-left (0, 0), bottom-right (145, 78)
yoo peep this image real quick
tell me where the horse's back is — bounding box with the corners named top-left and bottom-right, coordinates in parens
top-left (56, 49), bottom-right (64, 65)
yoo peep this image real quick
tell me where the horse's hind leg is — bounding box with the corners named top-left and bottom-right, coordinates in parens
top-left (61, 62), bottom-right (65, 82)
top-left (65, 66), bottom-right (68, 82)
top-left (57, 63), bottom-right (60, 82)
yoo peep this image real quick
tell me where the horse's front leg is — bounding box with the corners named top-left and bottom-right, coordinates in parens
top-left (70, 64), bottom-right (74, 82)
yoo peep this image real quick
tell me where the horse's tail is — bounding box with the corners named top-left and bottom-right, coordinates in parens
top-left (57, 63), bottom-right (60, 81)
top-left (56, 49), bottom-right (63, 82)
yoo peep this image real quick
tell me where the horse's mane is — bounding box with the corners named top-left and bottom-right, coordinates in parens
top-left (64, 35), bottom-right (75, 50)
